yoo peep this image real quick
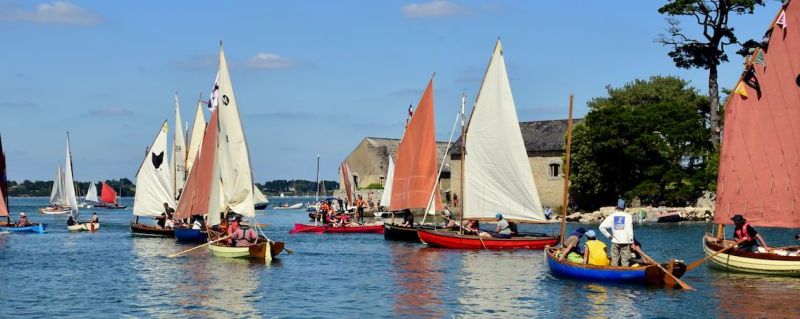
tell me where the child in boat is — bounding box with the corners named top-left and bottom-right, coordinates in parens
top-left (583, 231), bottom-right (610, 266)
top-left (559, 227), bottom-right (586, 262)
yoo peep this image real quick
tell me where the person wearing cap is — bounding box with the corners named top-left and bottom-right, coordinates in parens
top-left (91, 212), bottom-right (99, 224)
top-left (583, 230), bottom-right (610, 266)
top-left (599, 199), bottom-right (634, 266)
top-left (492, 213), bottom-right (512, 239)
top-left (731, 214), bottom-right (769, 252)
top-left (16, 212), bottom-right (29, 227)
top-left (559, 227), bottom-right (587, 262)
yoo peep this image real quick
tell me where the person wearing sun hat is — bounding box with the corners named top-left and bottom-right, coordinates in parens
top-left (731, 214), bottom-right (769, 252)
top-left (582, 230), bottom-right (610, 266)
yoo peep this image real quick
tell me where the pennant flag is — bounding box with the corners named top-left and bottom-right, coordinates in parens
top-left (734, 81), bottom-right (749, 99)
top-left (754, 50), bottom-right (765, 66)
top-left (761, 28), bottom-right (773, 52)
top-left (208, 71), bottom-right (220, 111)
top-left (744, 66), bottom-right (762, 99)
top-left (408, 104), bottom-right (413, 118)
top-left (777, 10), bottom-right (787, 30)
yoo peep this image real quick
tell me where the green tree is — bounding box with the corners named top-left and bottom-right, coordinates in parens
top-left (657, 0), bottom-right (766, 148)
top-left (570, 76), bottom-right (712, 209)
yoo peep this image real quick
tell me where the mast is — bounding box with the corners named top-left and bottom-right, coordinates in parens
top-left (315, 155), bottom-right (320, 202)
top-left (459, 91), bottom-right (466, 233)
top-left (559, 95), bottom-right (574, 246)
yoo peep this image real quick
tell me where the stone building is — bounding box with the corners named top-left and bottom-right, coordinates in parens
top-left (338, 137), bottom-right (452, 197)
top-left (449, 119), bottom-right (581, 209)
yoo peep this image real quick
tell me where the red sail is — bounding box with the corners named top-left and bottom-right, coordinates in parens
top-left (0, 187), bottom-right (8, 217)
top-left (390, 79), bottom-right (442, 211)
top-left (100, 182), bottom-right (117, 204)
top-left (340, 162), bottom-right (354, 203)
top-left (174, 110), bottom-right (216, 220)
top-left (715, 3), bottom-right (800, 228)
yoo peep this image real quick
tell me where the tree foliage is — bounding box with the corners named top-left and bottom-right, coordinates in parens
top-left (570, 76), bottom-right (713, 209)
top-left (256, 179), bottom-right (339, 196)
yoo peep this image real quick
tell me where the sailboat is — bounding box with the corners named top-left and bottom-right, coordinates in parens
top-left (417, 40), bottom-right (558, 249)
top-left (206, 44), bottom-right (284, 260)
top-left (0, 134), bottom-right (46, 233)
top-left (130, 122), bottom-right (176, 237)
top-left (374, 155), bottom-right (395, 218)
top-left (78, 181), bottom-right (98, 208)
top-left (702, 2), bottom-right (800, 275)
top-left (383, 78), bottom-right (443, 241)
top-left (52, 133), bottom-right (99, 232)
top-left (98, 181), bottom-right (126, 209)
top-left (40, 164), bottom-right (70, 215)
top-left (253, 185), bottom-right (269, 210)
top-left (544, 96), bottom-right (687, 287)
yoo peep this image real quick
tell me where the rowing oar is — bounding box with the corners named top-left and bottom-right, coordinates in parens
top-left (633, 247), bottom-right (694, 290)
top-left (685, 238), bottom-right (747, 272)
top-left (476, 231), bottom-right (488, 250)
top-left (168, 235), bottom-right (231, 258)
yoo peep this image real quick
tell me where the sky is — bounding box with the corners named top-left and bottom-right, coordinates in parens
top-left (0, 0), bottom-right (784, 182)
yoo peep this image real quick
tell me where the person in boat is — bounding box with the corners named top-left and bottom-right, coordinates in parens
top-left (492, 213), bottom-right (512, 239)
top-left (599, 200), bottom-right (634, 266)
top-left (464, 219), bottom-right (480, 235)
top-left (583, 230), bottom-right (610, 266)
top-left (16, 213), bottom-right (29, 227)
top-left (629, 238), bottom-right (645, 266)
top-left (91, 212), bottom-right (99, 224)
top-left (401, 209), bottom-right (414, 227)
top-left (731, 214), bottom-right (769, 252)
top-left (227, 214), bottom-right (242, 246)
top-left (442, 209), bottom-right (459, 230)
top-left (67, 215), bottom-right (77, 226)
top-left (337, 197), bottom-right (344, 213)
top-left (355, 194), bottom-right (365, 223)
top-left (191, 216), bottom-right (203, 230)
top-left (559, 227), bottom-right (587, 262)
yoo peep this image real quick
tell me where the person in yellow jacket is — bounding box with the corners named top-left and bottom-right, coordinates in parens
top-left (582, 230), bottom-right (610, 266)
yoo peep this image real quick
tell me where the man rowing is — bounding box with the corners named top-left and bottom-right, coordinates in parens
top-left (731, 214), bottom-right (769, 252)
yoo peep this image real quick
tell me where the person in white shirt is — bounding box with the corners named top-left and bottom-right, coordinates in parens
top-left (599, 200), bottom-right (634, 266)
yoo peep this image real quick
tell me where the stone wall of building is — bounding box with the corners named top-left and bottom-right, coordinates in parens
top-left (341, 139), bottom-right (390, 189)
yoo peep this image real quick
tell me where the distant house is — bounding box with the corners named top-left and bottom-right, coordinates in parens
top-left (449, 119), bottom-right (581, 209)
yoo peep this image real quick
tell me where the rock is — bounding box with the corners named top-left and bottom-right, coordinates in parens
top-left (566, 212), bottom-right (582, 222)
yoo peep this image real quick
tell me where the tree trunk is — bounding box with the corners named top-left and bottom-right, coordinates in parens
top-left (708, 64), bottom-right (721, 148)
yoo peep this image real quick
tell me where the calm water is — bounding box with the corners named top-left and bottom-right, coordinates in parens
top-left (2, 197), bottom-right (800, 318)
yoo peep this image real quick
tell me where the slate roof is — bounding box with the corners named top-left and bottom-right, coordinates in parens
top-left (363, 137), bottom-right (452, 173)
top-left (450, 119), bottom-right (583, 155)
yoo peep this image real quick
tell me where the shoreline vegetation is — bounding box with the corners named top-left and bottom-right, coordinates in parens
top-left (5, 178), bottom-right (338, 198)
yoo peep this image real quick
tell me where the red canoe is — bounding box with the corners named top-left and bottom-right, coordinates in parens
top-left (289, 223), bottom-right (385, 234)
top-left (417, 229), bottom-right (558, 249)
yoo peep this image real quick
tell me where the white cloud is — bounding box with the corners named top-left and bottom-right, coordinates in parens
top-left (0, 1), bottom-right (103, 25)
top-left (245, 53), bottom-right (295, 69)
top-left (402, 1), bottom-right (469, 18)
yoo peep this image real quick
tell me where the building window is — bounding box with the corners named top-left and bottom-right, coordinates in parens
top-left (353, 175), bottom-right (359, 189)
top-left (379, 176), bottom-right (385, 186)
top-left (549, 163), bottom-right (560, 178)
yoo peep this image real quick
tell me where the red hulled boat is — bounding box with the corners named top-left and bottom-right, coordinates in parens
top-left (418, 229), bottom-right (557, 249)
top-left (289, 223), bottom-right (384, 234)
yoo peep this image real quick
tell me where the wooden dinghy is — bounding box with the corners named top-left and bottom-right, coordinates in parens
top-left (544, 247), bottom-right (687, 286)
top-left (703, 235), bottom-right (800, 276)
top-left (383, 224), bottom-right (438, 242)
top-left (289, 223), bottom-right (385, 234)
top-left (40, 207), bottom-right (71, 215)
top-left (67, 222), bottom-right (99, 232)
top-left (208, 237), bottom-right (284, 261)
top-left (0, 223), bottom-right (46, 234)
top-left (273, 203), bottom-right (303, 210)
top-left (130, 222), bottom-right (174, 238)
top-left (418, 229), bottom-right (558, 250)
top-left (174, 227), bottom-right (207, 243)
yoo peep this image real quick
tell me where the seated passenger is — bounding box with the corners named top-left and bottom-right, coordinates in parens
top-left (583, 231), bottom-right (610, 266)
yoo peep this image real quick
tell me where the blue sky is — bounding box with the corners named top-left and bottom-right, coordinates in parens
top-left (0, 0), bottom-right (783, 182)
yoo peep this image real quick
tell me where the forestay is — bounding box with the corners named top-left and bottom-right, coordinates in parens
top-left (463, 40), bottom-right (544, 222)
top-left (133, 122), bottom-right (175, 217)
top-left (380, 156), bottom-right (394, 208)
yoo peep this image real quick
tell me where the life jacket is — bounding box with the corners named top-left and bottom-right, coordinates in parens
top-left (585, 240), bottom-right (610, 266)
top-left (735, 223), bottom-right (754, 243)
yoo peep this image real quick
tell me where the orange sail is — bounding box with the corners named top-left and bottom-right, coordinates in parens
top-left (390, 79), bottom-right (442, 211)
top-left (715, 3), bottom-right (800, 228)
top-left (0, 187), bottom-right (8, 217)
top-left (100, 182), bottom-right (117, 204)
top-left (174, 110), bottom-right (218, 220)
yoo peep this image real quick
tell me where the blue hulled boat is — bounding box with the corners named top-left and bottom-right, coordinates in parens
top-left (174, 227), bottom-right (207, 243)
top-left (544, 247), bottom-right (686, 286)
top-left (0, 223), bottom-right (47, 234)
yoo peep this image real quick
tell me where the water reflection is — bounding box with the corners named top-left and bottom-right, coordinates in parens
top-left (391, 244), bottom-right (444, 318)
top-left (712, 272), bottom-right (800, 318)
top-left (456, 251), bottom-right (541, 317)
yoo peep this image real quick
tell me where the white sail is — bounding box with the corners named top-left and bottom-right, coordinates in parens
top-left (216, 45), bottom-right (255, 218)
top-left (49, 164), bottom-right (64, 205)
top-left (380, 156), bottom-right (394, 208)
top-left (63, 134), bottom-right (79, 217)
top-left (207, 147), bottom-right (224, 226)
top-left (133, 122), bottom-right (176, 216)
top-left (173, 94), bottom-right (187, 199)
top-left (186, 99), bottom-right (206, 174)
top-left (85, 181), bottom-right (99, 203)
top-left (463, 40), bottom-right (544, 222)
top-left (253, 184), bottom-right (268, 205)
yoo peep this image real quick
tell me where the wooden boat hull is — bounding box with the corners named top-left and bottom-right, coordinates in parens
top-left (544, 247), bottom-right (686, 286)
top-left (0, 224), bottom-right (46, 234)
top-left (254, 203), bottom-right (268, 210)
top-left (130, 222), bottom-right (174, 238)
top-left (289, 223), bottom-right (384, 234)
top-left (273, 203), bottom-right (303, 210)
top-left (39, 207), bottom-right (70, 215)
top-left (418, 229), bottom-right (558, 249)
top-left (67, 222), bottom-right (99, 232)
top-left (703, 235), bottom-right (800, 276)
top-left (174, 227), bottom-right (207, 243)
top-left (656, 211), bottom-right (683, 223)
top-left (208, 240), bottom-right (284, 261)
top-left (383, 224), bottom-right (438, 242)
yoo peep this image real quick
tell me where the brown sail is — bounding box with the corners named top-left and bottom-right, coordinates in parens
top-left (390, 79), bottom-right (442, 212)
top-left (715, 3), bottom-right (800, 228)
top-left (174, 110), bottom-right (217, 220)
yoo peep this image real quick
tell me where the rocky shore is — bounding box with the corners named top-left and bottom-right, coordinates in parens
top-left (556, 206), bottom-right (714, 224)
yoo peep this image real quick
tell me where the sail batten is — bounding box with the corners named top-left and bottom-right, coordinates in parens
top-left (390, 79), bottom-right (442, 211)
top-left (463, 40), bottom-right (544, 222)
top-left (715, 3), bottom-right (800, 228)
top-left (133, 122), bottom-right (175, 217)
